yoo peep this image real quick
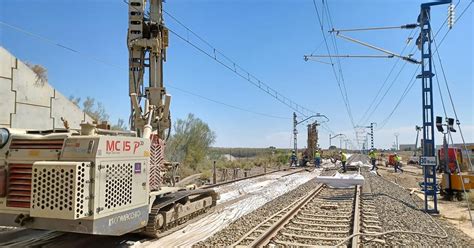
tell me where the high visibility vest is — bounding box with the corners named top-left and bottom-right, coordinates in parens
top-left (341, 153), bottom-right (347, 162)
top-left (315, 152), bottom-right (321, 158)
top-left (395, 155), bottom-right (401, 162)
top-left (369, 152), bottom-right (376, 159)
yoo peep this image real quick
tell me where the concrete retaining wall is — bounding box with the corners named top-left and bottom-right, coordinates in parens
top-left (0, 46), bottom-right (93, 130)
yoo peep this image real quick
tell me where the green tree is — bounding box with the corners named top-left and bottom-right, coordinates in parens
top-left (82, 97), bottom-right (109, 122)
top-left (69, 95), bottom-right (126, 129)
top-left (111, 118), bottom-right (127, 131)
top-left (166, 114), bottom-right (216, 170)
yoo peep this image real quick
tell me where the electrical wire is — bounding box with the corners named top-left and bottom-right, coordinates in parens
top-left (357, 29), bottom-right (416, 125)
top-left (362, 38), bottom-right (419, 126)
top-left (432, 37), bottom-right (474, 170)
top-left (431, 1), bottom-right (474, 225)
top-left (124, 0), bottom-right (318, 118)
top-left (376, 0), bottom-right (471, 129)
top-left (310, 0), bottom-right (358, 148)
top-left (378, 65), bottom-right (420, 129)
top-left (0, 21), bottom-right (290, 121)
top-left (323, 0), bottom-right (395, 147)
top-left (322, 1), bottom-right (345, 86)
top-left (323, 0), bottom-right (359, 148)
top-left (435, 0), bottom-right (472, 47)
top-left (165, 27), bottom-right (316, 117)
top-left (162, 10), bottom-right (317, 118)
top-left (432, 52), bottom-right (448, 119)
top-left (0, 21), bottom-right (123, 70)
top-left (448, 128), bottom-right (474, 226)
top-left (323, 0), bottom-right (351, 107)
top-left (167, 85), bottom-right (290, 120)
top-left (163, 5), bottom-right (351, 148)
top-left (309, 33), bottom-right (330, 57)
top-left (311, 0), bottom-right (355, 128)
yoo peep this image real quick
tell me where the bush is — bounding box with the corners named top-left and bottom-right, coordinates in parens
top-left (166, 114), bottom-right (216, 171)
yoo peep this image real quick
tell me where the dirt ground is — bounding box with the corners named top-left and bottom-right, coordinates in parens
top-left (377, 164), bottom-right (425, 189)
top-left (376, 163), bottom-right (474, 240)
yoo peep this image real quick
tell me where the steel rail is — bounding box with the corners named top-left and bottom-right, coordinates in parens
top-left (233, 181), bottom-right (361, 247)
top-left (351, 185), bottom-right (362, 248)
top-left (230, 176), bottom-right (332, 247)
top-left (248, 184), bottom-right (327, 247)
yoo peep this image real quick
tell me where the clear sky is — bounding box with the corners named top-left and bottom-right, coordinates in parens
top-left (1, 0), bottom-right (472, 149)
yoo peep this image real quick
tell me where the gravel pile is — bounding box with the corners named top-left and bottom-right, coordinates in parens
top-left (195, 169), bottom-right (334, 247)
top-left (364, 171), bottom-right (473, 246)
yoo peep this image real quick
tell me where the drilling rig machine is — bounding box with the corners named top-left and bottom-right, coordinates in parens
top-left (0, 0), bottom-right (218, 236)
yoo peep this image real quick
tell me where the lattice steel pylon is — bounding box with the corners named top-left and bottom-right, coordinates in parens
top-left (416, 0), bottom-right (452, 214)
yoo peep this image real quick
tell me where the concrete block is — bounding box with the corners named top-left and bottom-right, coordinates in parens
top-left (12, 61), bottom-right (55, 107)
top-left (84, 114), bottom-right (94, 124)
top-left (0, 78), bottom-right (15, 125)
top-left (52, 91), bottom-right (92, 130)
top-left (1, 47), bottom-right (94, 131)
top-left (0, 47), bottom-right (16, 79)
top-left (11, 104), bottom-right (53, 130)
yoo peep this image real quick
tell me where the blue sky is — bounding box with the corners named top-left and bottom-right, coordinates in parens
top-left (1, 0), bottom-right (472, 149)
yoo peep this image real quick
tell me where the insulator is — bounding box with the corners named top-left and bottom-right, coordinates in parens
top-left (448, 4), bottom-right (455, 29)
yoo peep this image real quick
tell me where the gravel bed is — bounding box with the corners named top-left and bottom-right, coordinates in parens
top-left (195, 169), bottom-right (334, 247)
top-left (198, 167), bottom-right (473, 247)
top-left (364, 171), bottom-right (473, 246)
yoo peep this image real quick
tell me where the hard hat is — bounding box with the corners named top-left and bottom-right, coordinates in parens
top-left (339, 151), bottom-right (342, 154)
top-left (394, 152), bottom-right (397, 155)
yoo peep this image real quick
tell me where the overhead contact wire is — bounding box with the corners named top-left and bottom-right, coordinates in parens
top-left (0, 21), bottom-right (288, 120)
top-left (376, 0), bottom-right (471, 129)
top-left (162, 10), bottom-right (317, 118)
top-left (311, 0), bottom-right (357, 148)
top-left (358, 29), bottom-right (416, 125)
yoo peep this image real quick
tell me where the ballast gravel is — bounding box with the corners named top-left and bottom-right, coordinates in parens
top-left (195, 169), bottom-right (334, 247)
top-left (364, 171), bottom-right (473, 247)
top-left (197, 168), bottom-right (473, 247)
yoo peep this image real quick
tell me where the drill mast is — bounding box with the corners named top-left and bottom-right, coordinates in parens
top-left (128, 0), bottom-right (171, 139)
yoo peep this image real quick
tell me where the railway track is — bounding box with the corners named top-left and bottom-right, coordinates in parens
top-left (231, 183), bottom-right (362, 247)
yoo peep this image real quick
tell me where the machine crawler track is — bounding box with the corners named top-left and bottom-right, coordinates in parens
top-left (143, 188), bottom-right (218, 237)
